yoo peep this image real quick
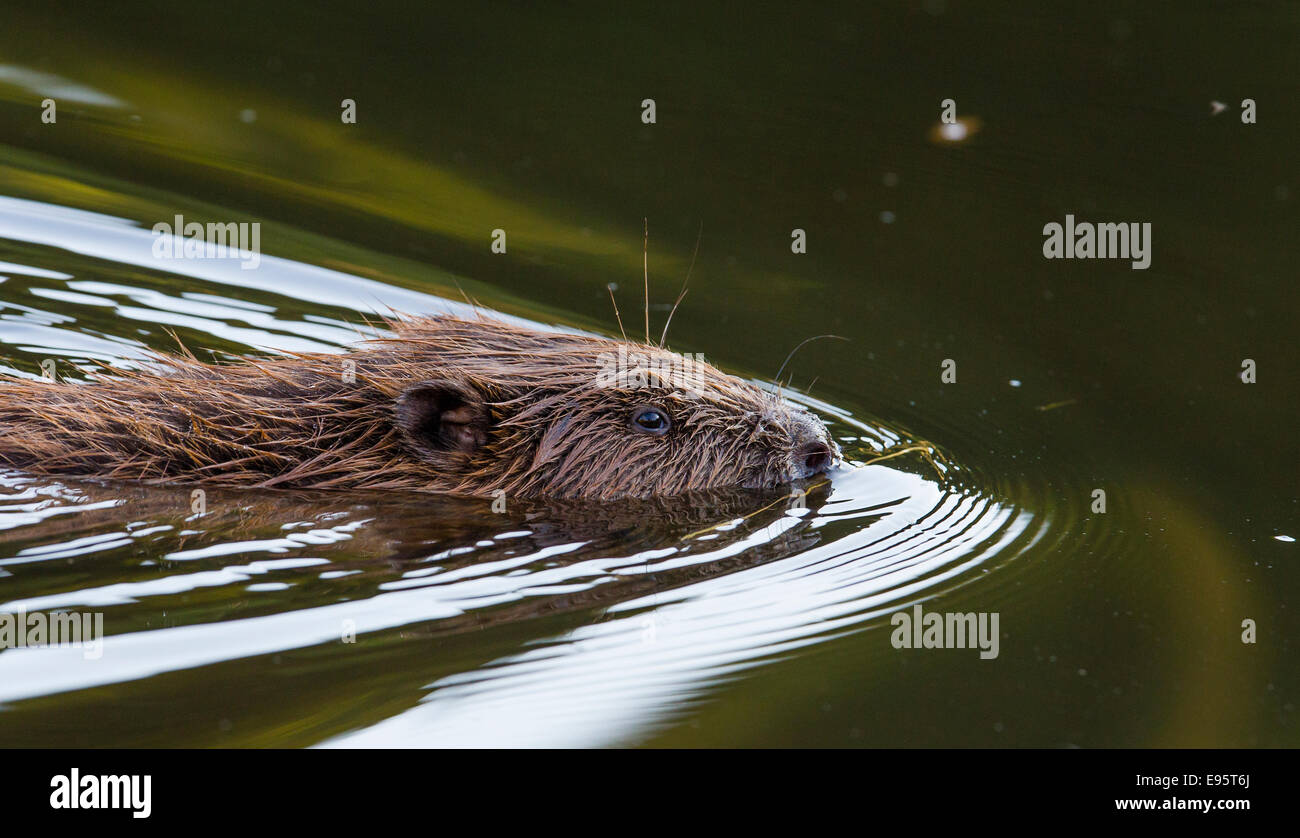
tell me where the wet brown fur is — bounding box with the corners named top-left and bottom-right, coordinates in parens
top-left (0, 315), bottom-right (836, 500)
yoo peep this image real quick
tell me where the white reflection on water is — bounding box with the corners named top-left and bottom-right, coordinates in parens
top-left (0, 65), bottom-right (127, 109)
top-left (321, 467), bottom-right (1035, 747)
top-left (0, 196), bottom-right (540, 343)
top-left (0, 462), bottom-right (1034, 747)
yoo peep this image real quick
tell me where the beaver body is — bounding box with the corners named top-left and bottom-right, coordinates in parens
top-left (0, 315), bottom-right (837, 500)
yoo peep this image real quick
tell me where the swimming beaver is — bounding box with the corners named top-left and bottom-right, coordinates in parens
top-left (0, 315), bottom-right (838, 500)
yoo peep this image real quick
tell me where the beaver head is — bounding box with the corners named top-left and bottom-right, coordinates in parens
top-left (0, 315), bottom-right (839, 500)
top-left (380, 318), bottom-right (839, 499)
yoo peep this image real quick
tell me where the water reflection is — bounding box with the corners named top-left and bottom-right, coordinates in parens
top-left (325, 468), bottom-right (1036, 747)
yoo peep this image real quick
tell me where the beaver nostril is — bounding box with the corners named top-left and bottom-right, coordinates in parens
top-left (800, 442), bottom-right (832, 474)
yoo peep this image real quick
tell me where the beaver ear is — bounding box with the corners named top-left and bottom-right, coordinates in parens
top-left (394, 380), bottom-right (488, 458)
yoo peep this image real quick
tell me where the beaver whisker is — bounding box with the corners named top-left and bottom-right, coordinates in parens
top-left (643, 217), bottom-right (651, 343)
top-left (773, 334), bottom-right (850, 389)
top-left (606, 282), bottom-right (629, 343)
top-left (658, 219), bottom-right (703, 348)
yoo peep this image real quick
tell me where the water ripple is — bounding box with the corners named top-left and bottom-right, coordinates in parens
top-left (0, 192), bottom-right (1055, 746)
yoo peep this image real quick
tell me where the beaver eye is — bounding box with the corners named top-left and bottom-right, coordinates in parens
top-left (630, 405), bottom-right (671, 435)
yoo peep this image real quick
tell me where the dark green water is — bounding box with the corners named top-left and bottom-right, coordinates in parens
top-left (0, 1), bottom-right (1294, 746)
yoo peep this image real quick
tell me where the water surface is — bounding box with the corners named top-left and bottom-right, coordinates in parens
top-left (0, 1), bottom-right (1294, 747)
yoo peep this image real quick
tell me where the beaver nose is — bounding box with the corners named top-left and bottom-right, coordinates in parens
top-left (798, 441), bottom-right (833, 476)
top-left (784, 412), bottom-right (837, 480)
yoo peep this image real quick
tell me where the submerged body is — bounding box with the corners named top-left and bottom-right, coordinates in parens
top-left (0, 315), bottom-right (837, 500)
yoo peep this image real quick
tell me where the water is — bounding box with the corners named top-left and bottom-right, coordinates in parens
top-left (0, 2), bottom-right (1295, 747)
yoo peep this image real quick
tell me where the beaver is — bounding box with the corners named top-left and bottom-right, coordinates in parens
top-left (0, 315), bottom-right (838, 500)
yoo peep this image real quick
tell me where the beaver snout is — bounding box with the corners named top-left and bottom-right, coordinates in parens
top-left (798, 440), bottom-right (833, 476)
top-left (788, 415), bottom-right (839, 480)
